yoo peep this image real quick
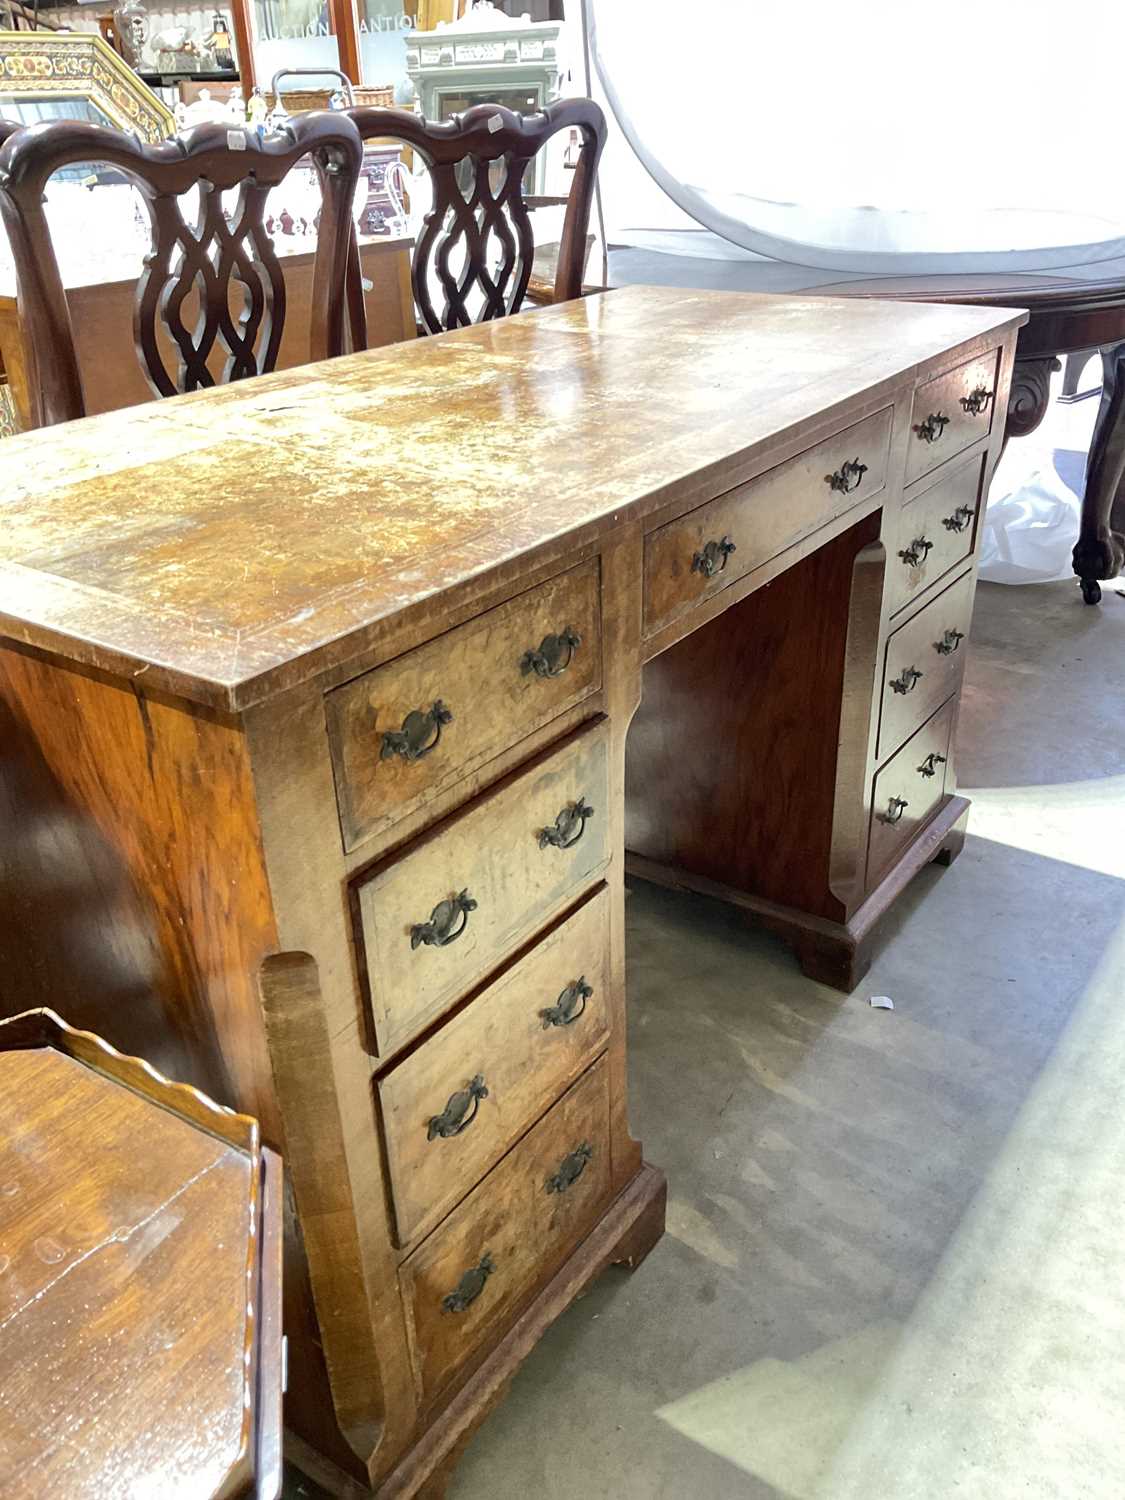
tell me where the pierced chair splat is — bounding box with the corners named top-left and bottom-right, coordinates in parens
top-left (0, 113), bottom-right (364, 429)
top-left (346, 98), bottom-right (606, 335)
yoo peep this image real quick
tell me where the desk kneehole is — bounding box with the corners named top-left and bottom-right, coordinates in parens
top-left (878, 569), bottom-right (975, 760)
top-left (353, 721), bottom-right (610, 1057)
top-left (643, 405), bottom-right (893, 637)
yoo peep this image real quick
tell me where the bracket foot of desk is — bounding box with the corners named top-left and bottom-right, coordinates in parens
top-left (358, 1164), bottom-right (667, 1500)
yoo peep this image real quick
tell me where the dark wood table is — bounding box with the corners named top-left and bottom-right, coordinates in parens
top-left (0, 1008), bottom-right (284, 1500)
top-left (607, 250), bottom-right (1125, 604)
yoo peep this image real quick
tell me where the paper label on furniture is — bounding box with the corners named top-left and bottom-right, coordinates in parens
top-left (227, 130), bottom-right (247, 151)
top-left (487, 113), bottom-right (503, 133)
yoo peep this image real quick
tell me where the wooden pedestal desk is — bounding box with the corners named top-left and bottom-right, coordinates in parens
top-left (0, 286), bottom-right (1023, 1497)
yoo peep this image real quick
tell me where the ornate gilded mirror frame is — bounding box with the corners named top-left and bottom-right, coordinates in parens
top-left (0, 31), bottom-right (175, 143)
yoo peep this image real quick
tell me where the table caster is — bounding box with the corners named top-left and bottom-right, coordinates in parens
top-left (1080, 577), bottom-right (1102, 605)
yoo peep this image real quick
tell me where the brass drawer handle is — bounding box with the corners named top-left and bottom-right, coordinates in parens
top-left (898, 536), bottom-right (934, 568)
top-left (877, 796), bottom-right (909, 826)
top-left (691, 535), bottom-right (736, 578)
top-left (914, 412), bottom-right (950, 444)
top-left (960, 386), bottom-right (993, 416)
top-left (935, 628), bottom-right (964, 655)
top-left (538, 796), bottom-right (594, 851)
top-left (381, 700), bottom-right (453, 762)
top-left (545, 1142), bottom-right (593, 1195)
top-left (889, 665), bottom-right (923, 695)
top-left (918, 752), bottom-right (947, 779)
top-left (410, 889), bottom-right (477, 949)
top-left (825, 457), bottom-right (868, 495)
top-left (521, 626), bottom-right (582, 679)
top-left (427, 1074), bottom-right (488, 1140)
top-left (942, 504), bottom-right (975, 533)
top-left (441, 1253), bottom-right (494, 1314)
top-left (540, 976), bottom-right (593, 1029)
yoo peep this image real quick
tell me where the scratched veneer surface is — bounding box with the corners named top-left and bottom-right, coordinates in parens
top-left (0, 285), bottom-right (1014, 708)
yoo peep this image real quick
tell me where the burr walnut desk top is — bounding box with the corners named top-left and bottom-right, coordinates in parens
top-left (0, 285), bottom-right (1020, 710)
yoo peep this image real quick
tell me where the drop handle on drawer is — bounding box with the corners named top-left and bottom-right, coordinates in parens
top-left (917, 752), bottom-right (947, 779)
top-left (934, 628), bottom-right (965, 656)
top-left (380, 700), bottom-right (453, 762)
top-left (691, 535), bottom-right (737, 578)
top-left (410, 889), bottom-right (477, 949)
top-left (889, 665), bottom-right (924, 695)
top-left (441, 1253), bottom-right (495, 1314)
top-left (545, 1142), bottom-right (593, 1195)
top-left (520, 625), bottom-right (582, 679)
top-left (942, 505), bottom-right (976, 533)
top-left (960, 386), bottom-right (994, 416)
top-left (825, 457), bottom-right (868, 494)
top-left (540, 976), bottom-right (593, 1029)
top-left (538, 796), bottom-right (595, 850)
top-left (427, 1074), bottom-right (488, 1140)
top-left (898, 536), bottom-right (934, 568)
top-left (914, 412), bottom-right (950, 444)
top-left (877, 796), bottom-right (909, 826)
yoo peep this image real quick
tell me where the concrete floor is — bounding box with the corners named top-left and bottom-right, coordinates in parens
top-left (440, 579), bottom-right (1125, 1499)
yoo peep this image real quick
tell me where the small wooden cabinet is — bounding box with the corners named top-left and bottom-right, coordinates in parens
top-left (0, 1009), bottom-right (283, 1500)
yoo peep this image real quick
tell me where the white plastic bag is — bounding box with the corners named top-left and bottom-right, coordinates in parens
top-left (977, 464), bottom-right (1082, 585)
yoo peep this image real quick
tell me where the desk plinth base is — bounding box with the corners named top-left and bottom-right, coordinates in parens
top-left (627, 797), bottom-right (970, 993)
top-left (286, 1164), bottom-right (667, 1500)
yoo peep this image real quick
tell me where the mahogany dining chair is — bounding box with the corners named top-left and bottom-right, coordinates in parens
top-left (0, 112), bottom-right (364, 428)
top-left (344, 98), bottom-right (606, 336)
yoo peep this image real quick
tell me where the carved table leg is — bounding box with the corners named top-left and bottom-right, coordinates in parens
top-left (1072, 340), bottom-right (1125, 604)
top-left (1005, 354), bottom-right (1061, 447)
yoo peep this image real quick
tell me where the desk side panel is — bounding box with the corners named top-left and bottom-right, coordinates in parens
top-left (0, 640), bottom-right (278, 1123)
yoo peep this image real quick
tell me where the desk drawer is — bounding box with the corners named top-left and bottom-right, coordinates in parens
top-left (906, 349), bottom-right (1001, 484)
top-left (644, 406), bottom-right (893, 636)
top-left (327, 560), bottom-right (602, 851)
top-left (378, 889), bottom-right (611, 1246)
top-left (878, 570), bottom-right (974, 759)
top-left (354, 723), bottom-right (610, 1054)
top-left (400, 1054), bottom-right (612, 1404)
top-left (868, 699), bottom-right (955, 883)
top-left (887, 455), bottom-right (984, 618)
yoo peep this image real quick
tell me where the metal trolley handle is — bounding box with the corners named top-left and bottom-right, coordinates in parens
top-left (269, 68), bottom-right (356, 108)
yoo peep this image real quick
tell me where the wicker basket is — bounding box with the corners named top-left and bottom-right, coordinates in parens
top-left (265, 84), bottom-right (395, 113)
top-left (353, 85), bottom-right (395, 108)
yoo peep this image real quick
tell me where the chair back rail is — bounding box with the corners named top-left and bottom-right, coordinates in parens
top-left (0, 113), bottom-right (364, 428)
top-left (346, 98), bottom-right (606, 335)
